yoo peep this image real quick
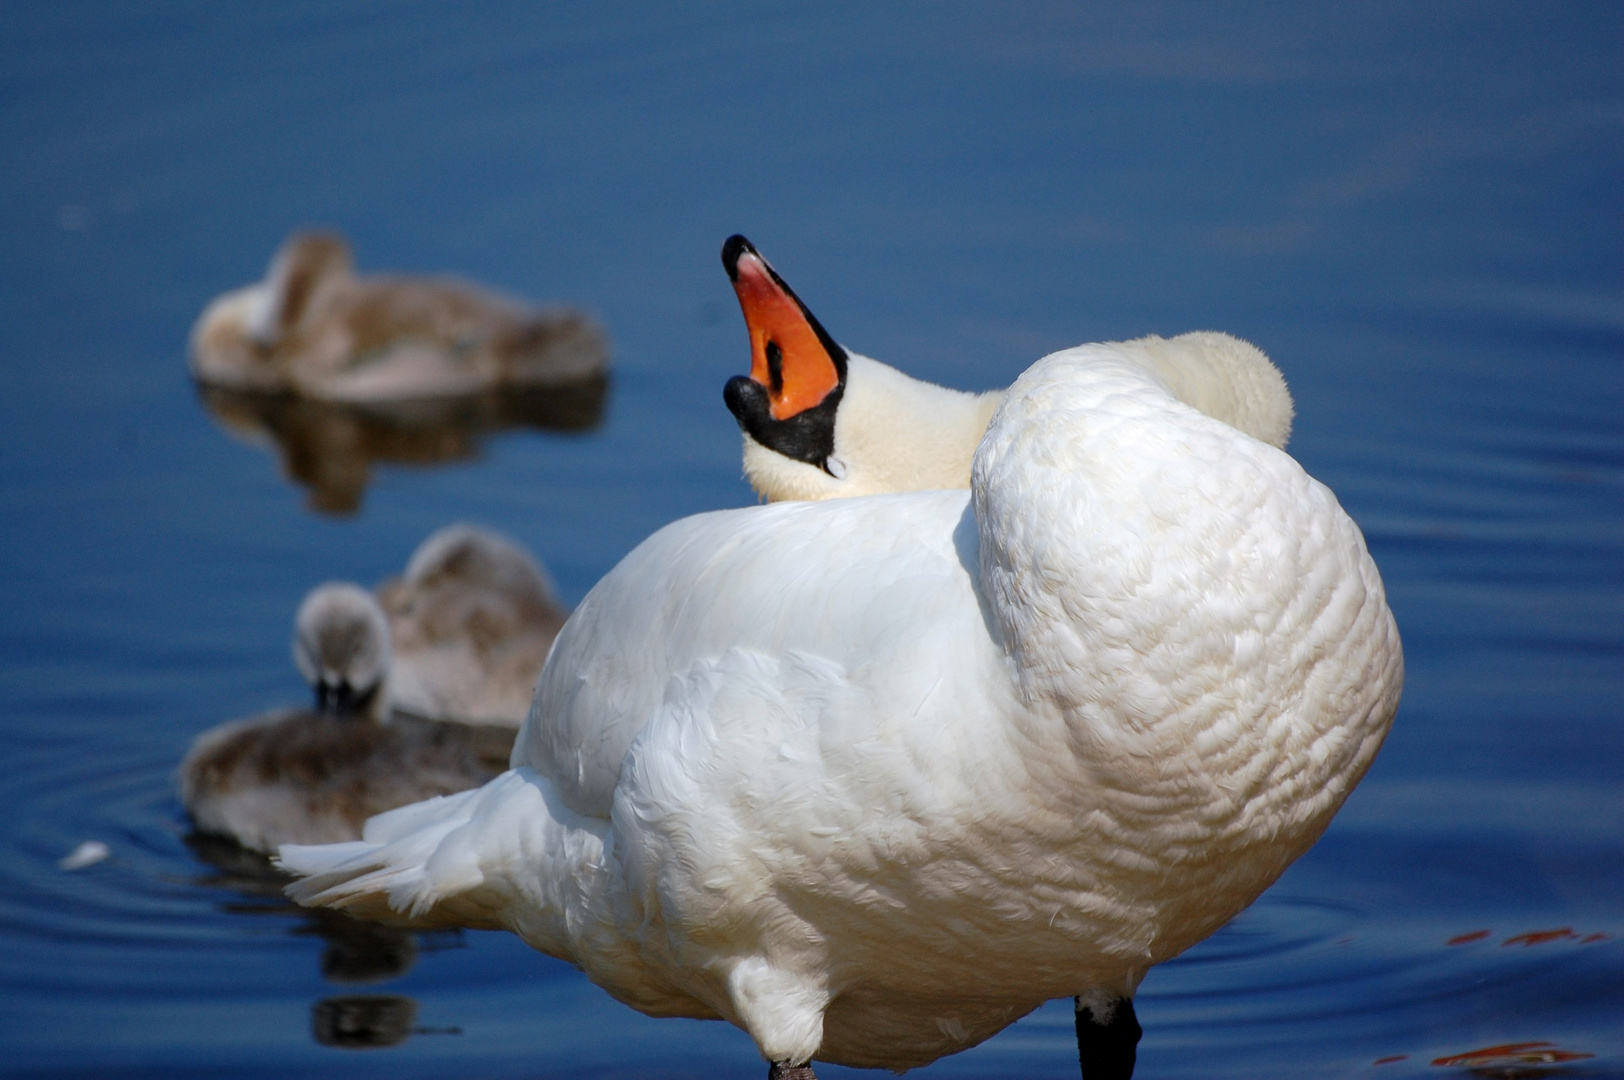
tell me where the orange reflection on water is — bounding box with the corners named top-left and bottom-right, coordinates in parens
top-left (1502, 928), bottom-right (1575, 947)
top-left (1431, 1041), bottom-right (1594, 1068)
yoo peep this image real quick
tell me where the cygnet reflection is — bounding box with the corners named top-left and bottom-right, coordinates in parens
top-left (382, 524), bottom-right (569, 733)
top-left (196, 378), bottom-right (606, 515)
top-left (186, 833), bottom-right (457, 1050)
top-left (310, 995), bottom-right (423, 1049)
top-left (180, 583), bottom-right (500, 854)
top-left (185, 831), bottom-right (426, 986)
top-left (190, 231), bottom-right (608, 401)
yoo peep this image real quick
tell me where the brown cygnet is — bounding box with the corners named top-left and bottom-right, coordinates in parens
top-left (180, 583), bottom-right (498, 854)
top-left (380, 524), bottom-right (569, 732)
top-left (190, 231), bottom-right (607, 401)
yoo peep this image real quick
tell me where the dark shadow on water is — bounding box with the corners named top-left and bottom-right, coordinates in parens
top-left (195, 376), bottom-right (610, 514)
top-left (310, 993), bottom-right (463, 1049)
top-left (184, 831), bottom-right (446, 986)
top-left (311, 995), bottom-right (419, 1049)
top-left (190, 833), bottom-right (471, 1051)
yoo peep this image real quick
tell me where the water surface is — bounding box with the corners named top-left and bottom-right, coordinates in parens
top-left (1, 3), bottom-right (1620, 1077)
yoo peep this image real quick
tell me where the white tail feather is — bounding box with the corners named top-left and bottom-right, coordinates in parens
top-left (277, 769), bottom-right (583, 932)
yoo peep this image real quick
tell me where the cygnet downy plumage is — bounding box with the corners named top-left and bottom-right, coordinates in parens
top-left (190, 231), bottom-right (608, 402)
top-left (179, 583), bottom-right (496, 854)
top-left (720, 235), bottom-right (1293, 503)
top-left (380, 524), bottom-right (570, 731)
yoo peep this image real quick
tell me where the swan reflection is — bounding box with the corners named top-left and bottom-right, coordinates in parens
top-left (196, 377), bottom-right (608, 514)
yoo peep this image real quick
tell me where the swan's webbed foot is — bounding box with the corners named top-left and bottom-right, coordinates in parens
top-left (1075, 994), bottom-right (1141, 1079)
top-left (767, 1062), bottom-right (816, 1080)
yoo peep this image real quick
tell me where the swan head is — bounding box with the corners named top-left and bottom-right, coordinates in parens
top-left (721, 235), bottom-right (1000, 502)
top-left (292, 582), bottom-right (391, 719)
top-left (243, 231), bottom-right (355, 347)
top-left (720, 235), bottom-right (847, 479)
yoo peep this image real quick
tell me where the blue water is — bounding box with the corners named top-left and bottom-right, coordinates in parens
top-left (2, 3), bottom-right (1620, 1077)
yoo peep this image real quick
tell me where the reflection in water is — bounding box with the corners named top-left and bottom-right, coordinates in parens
top-left (187, 833), bottom-right (455, 1050)
top-left (1445, 928), bottom-right (1610, 949)
top-left (184, 832), bottom-right (434, 987)
top-left (1431, 1041), bottom-right (1596, 1077)
top-left (196, 377), bottom-right (609, 514)
top-left (1501, 929), bottom-right (1576, 947)
top-left (311, 995), bottom-right (420, 1049)
top-left (298, 915), bottom-right (418, 987)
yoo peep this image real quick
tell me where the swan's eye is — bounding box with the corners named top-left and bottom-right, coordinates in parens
top-left (825, 455), bottom-right (848, 480)
top-left (765, 341), bottom-right (784, 396)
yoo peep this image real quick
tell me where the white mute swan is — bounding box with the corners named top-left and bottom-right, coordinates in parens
top-left (181, 583), bottom-right (497, 854)
top-left (280, 334), bottom-right (1400, 1078)
top-left (721, 234), bottom-right (1293, 503)
top-left (191, 231), bottom-right (608, 401)
top-left (382, 524), bottom-right (570, 731)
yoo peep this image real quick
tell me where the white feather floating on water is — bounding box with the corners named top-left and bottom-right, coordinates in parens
top-left (59, 840), bottom-right (110, 871)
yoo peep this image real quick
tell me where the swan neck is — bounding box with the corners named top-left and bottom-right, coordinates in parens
top-left (830, 355), bottom-right (1001, 493)
top-left (250, 235), bottom-right (353, 345)
top-left (1115, 332), bottom-right (1294, 449)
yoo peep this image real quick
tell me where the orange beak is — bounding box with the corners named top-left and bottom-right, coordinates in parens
top-left (722, 235), bottom-right (844, 421)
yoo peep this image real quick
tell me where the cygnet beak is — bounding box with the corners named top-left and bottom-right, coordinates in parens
top-left (315, 678), bottom-right (372, 717)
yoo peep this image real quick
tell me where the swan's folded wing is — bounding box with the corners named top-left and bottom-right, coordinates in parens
top-left (514, 490), bottom-right (983, 820)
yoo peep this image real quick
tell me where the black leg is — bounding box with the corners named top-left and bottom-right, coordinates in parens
top-left (1075, 995), bottom-right (1141, 1080)
top-left (768, 1061), bottom-right (816, 1080)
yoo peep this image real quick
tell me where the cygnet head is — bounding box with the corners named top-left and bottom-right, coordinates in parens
top-left (402, 524), bottom-right (555, 604)
top-left (243, 231), bottom-right (355, 347)
top-left (292, 582), bottom-right (391, 719)
top-left (720, 235), bottom-right (1000, 502)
